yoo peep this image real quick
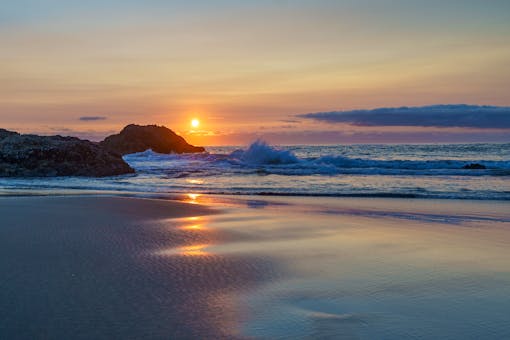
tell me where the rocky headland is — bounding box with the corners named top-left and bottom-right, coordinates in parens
top-left (101, 124), bottom-right (205, 155)
top-left (0, 125), bottom-right (204, 177)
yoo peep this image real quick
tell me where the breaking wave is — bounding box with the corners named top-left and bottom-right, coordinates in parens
top-left (123, 141), bottom-right (510, 177)
top-left (230, 140), bottom-right (299, 165)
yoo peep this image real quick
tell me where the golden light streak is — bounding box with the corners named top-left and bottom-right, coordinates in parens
top-left (186, 193), bottom-right (202, 204)
top-left (179, 244), bottom-right (210, 256)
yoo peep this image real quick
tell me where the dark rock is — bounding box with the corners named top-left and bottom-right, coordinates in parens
top-left (0, 128), bottom-right (18, 140)
top-left (0, 131), bottom-right (134, 177)
top-left (101, 124), bottom-right (205, 155)
top-left (462, 163), bottom-right (486, 170)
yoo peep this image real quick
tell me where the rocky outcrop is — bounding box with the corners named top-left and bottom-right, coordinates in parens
top-left (0, 128), bottom-right (17, 140)
top-left (0, 131), bottom-right (134, 177)
top-left (100, 124), bottom-right (205, 155)
top-left (0, 124), bottom-right (204, 177)
top-left (463, 163), bottom-right (486, 170)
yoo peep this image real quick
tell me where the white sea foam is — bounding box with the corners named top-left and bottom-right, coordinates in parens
top-left (123, 141), bottom-right (510, 177)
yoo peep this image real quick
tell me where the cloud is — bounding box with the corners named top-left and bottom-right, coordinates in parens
top-left (279, 119), bottom-right (300, 123)
top-left (298, 104), bottom-right (510, 129)
top-left (213, 129), bottom-right (510, 145)
top-left (46, 127), bottom-right (116, 141)
top-left (79, 116), bottom-right (107, 121)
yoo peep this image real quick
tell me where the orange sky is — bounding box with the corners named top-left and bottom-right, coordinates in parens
top-left (1, 1), bottom-right (510, 144)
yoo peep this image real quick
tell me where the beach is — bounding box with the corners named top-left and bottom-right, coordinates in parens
top-left (3, 0), bottom-right (510, 338)
top-left (1, 195), bottom-right (510, 339)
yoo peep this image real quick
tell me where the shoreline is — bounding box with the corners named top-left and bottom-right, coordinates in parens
top-left (1, 188), bottom-right (510, 202)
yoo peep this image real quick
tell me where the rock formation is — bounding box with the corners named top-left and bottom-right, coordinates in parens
top-left (0, 124), bottom-right (205, 177)
top-left (0, 128), bottom-right (17, 140)
top-left (100, 124), bottom-right (205, 155)
top-left (0, 130), bottom-right (134, 177)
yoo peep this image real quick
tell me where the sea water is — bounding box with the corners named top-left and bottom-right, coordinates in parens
top-left (1, 142), bottom-right (509, 200)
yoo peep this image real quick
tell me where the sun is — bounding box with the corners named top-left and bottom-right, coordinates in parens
top-left (191, 119), bottom-right (200, 128)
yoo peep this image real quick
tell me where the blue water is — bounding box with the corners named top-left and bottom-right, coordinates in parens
top-left (1, 142), bottom-right (509, 200)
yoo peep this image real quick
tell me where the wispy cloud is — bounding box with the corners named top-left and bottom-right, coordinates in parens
top-left (279, 119), bottom-right (300, 123)
top-left (79, 116), bottom-right (107, 121)
top-left (46, 127), bottom-right (116, 141)
top-left (205, 129), bottom-right (510, 145)
top-left (298, 105), bottom-right (510, 129)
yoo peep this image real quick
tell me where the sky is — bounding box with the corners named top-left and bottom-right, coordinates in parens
top-left (1, 0), bottom-right (510, 145)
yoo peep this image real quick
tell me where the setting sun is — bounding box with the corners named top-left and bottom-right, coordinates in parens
top-left (191, 119), bottom-right (200, 128)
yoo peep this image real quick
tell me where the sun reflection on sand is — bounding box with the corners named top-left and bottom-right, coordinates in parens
top-left (154, 215), bottom-right (213, 256)
top-left (183, 192), bottom-right (229, 205)
top-left (153, 242), bottom-right (212, 257)
top-left (178, 216), bottom-right (207, 230)
top-left (179, 244), bottom-right (210, 256)
top-left (180, 223), bottom-right (204, 230)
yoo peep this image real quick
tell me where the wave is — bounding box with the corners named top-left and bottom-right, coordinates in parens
top-left (230, 140), bottom-right (299, 165)
top-left (2, 142), bottom-right (508, 201)
top-left (123, 141), bottom-right (510, 177)
top-left (1, 176), bottom-right (508, 200)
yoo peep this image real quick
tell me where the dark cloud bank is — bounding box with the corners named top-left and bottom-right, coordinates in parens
top-left (299, 105), bottom-right (510, 129)
top-left (79, 116), bottom-right (107, 121)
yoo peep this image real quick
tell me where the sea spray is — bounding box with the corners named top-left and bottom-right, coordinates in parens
top-left (229, 140), bottom-right (299, 165)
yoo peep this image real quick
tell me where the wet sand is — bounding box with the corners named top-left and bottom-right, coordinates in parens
top-left (0, 196), bottom-right (269, 339)
top-left (1, 195), bottom-right (510, 339)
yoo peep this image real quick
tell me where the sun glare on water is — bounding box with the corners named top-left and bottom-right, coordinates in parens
top-left (191, 119), bottom-right (200, 128)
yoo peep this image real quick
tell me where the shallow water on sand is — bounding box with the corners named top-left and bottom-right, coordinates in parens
top-left (177, 196), bottom-right (510, 339)
top-left (1, 195), bottom-right (510, 339)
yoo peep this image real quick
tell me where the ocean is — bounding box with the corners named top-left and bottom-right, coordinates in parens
top-left (1, 142), bottom-right (509, 200)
